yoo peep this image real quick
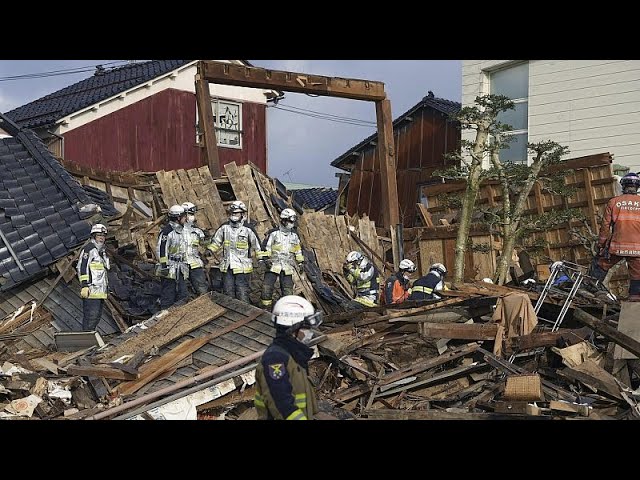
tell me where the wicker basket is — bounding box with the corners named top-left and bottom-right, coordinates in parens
top-left (504, 374), bottom-right (543, 401)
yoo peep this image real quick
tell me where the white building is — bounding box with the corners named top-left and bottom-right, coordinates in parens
top-left (462, 60), bottom-right (640, 173)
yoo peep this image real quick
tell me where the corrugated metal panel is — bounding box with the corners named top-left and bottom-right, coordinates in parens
top-left (62, 90), bottom-right (267, 174)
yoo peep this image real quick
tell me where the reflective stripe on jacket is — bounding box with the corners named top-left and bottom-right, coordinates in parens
top-left (598, 194), bottom-right (640, 256)
top-left (408, 271), bottom-right (442, 301)
top-left (156, 222), bottom-right (186, 280)
top-left (77, 240), bottom-right (110, 299)
top-left (183, 223), bottom-right (206, 269)
top-left (254, 342), bottom-right (317, 420)
top-left (260, 227), bottom-right (304, 275)
top-left (208, 222), bottom-right (261, 274)
top-left (345, 261), bottom-right (381, 306)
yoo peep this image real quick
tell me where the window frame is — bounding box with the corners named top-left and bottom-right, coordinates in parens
top-left (195, 97), bottom-right (244, 150)
top-left (487, 61), bottom-right (530, 164)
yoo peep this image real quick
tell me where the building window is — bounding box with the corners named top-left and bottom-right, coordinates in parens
top-left (196, 98), bottom-right (243, 149)
top-left (490, 62), bottom-right (529, 163)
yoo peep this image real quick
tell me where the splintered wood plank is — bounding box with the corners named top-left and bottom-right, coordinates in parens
top-left (156, 170), bottom-right (177, 209)
top-left (193, 167), bottom-right (227, 230)
top-left (224, 162), bottom-right (270, 238)
top-left (116, 334), bottom-right (217, 396)
top-left (95, 295), bottom-right (226, 363)
top-left (251, 166), bottom-right (281, 226)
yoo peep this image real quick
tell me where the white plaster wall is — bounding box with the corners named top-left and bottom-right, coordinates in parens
top-left (462, 60), bottom-right (640, 172)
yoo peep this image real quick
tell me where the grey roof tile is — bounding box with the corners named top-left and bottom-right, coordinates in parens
top-left (4, 60), bottom-right (193, 129)
top-left (0, 113), bottom-right (93, 290)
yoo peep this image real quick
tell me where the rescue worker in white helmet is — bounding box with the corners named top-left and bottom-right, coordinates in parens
top-left (409, 263), bottom-right (447, 301)
top-left (342, 250), bottom-right (382, 309)
top-left (77, 223), bottom-right (110, 331)
top-left (258, 208), bottom-right (304, 309)
top-left (590, 172), bottom-right (640, 301)
top-left (207, 200), bottom-right (261, 304)
top-left (254, 295), bottom-right (322, 420)
top-left (384, 258), bottom-right (416, 305)
top-left (156, 204), bottom-right (189, 309)
top-left (181, 202), bottom-right (209, 295)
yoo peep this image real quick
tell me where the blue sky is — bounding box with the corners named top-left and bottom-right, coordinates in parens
top-left (0, 60), bottom-right (462, 187)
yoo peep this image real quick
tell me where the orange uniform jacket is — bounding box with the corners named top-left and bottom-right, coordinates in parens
top-left (598, 193), bottom-right (640, 256)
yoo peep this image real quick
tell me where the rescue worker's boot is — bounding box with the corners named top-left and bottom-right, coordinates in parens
top-left (629, 279), bottom-right (640, 301)
top-left (588, 256), bottom-right (608, 282)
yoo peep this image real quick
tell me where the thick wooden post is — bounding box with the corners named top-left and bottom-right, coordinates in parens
top-left (376, 99), bottom-right (400, 268)
top-left (195, 63), bottom-right (220, 178)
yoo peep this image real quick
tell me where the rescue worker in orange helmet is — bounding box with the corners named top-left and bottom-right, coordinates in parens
top-left (254, 295), bottom-right (322, 420)
top-left (590, 172), bottom-right (640, 301)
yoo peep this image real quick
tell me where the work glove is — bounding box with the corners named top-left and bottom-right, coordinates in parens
top-left (80, 287), bottom-right (90, 299)
top-left (297, 262), bottom-right (304, 273)
top-left (262, 259), bottom-right (272, 271)
top-left (157, 264), bottom-right (170, 278)
top-left (204, 249), bottom-right (214, 258)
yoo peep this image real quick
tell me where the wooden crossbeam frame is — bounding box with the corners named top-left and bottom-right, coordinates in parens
top-left (197, 61), bottom-right (401, 268)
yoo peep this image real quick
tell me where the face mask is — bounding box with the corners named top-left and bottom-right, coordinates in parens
top-left (229, 214), bottom-right (242, 223)
top-left (403, 272), bottom-right (411, 281)
top-left (298, 328), bottom-right (314, 345)
top-left (187, 214), bottom-right (195, 224)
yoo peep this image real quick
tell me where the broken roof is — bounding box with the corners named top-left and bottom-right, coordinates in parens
top-left (331, 91), bottom-right (461, 170)
top-left (0, 113), bottom-right (92, 291)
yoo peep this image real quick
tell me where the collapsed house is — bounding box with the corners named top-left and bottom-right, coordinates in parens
top-left (1, 63), bottom-right (640, 420)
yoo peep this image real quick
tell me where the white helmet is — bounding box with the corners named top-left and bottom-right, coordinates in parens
top-left (90, 223), bottom-right (107, 235)
top-left (272, 295), bottom-right (323, 328)
top-left (168, 204), bottom-right (186, 221)
top-left (399, 259), bottom-right (416, 273)
top-left (182, 202), bottom-right (197, 214)
top-left (430, 263), bottom-right (447, 275)
top-left (228, 200), bottom-right (247, 214)
top-left (280, 208), bottom-right (297, 223)
top-left (346, 251), bottom-right (364, 265)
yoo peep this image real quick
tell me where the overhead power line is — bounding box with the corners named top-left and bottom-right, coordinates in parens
top-left (0, 61), bottom-right (130, 82)
top-left (270, 104), bottom-right (376, 127)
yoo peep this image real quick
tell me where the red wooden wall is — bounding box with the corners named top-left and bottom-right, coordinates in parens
top-left (346, 107), bottom-right (460, 227)
top-left (63, 88), bottom-right (267, 174)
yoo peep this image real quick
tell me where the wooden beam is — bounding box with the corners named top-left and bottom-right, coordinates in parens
top-left (376, 99), bottom-right (400, 266)
top-left (195, 69), bottom-right (220, 178)
top-left (572, 307), bottom-right (640, 359)
top-left (201, 61), bottom-right (386, 101)
top-left (419, 322), bottom-right (499, 340)
top-left (583, 168), bottom-right (599, 231)
top-left (67, 364), bottom-right (139, 381)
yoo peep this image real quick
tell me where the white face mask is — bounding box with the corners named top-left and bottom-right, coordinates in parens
top-left (298, 328), bottom-right (314, 344)
top-left (187, 214), bottom-right (196, 224)
top-left (229, 214), bottom-right (242, 223)
top-left (282, 221), bottom-right (294, 230)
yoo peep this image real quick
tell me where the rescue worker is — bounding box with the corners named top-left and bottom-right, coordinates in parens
top-left (77, 223), bottom-right (110, 331)
top-left (254, 295), bottom-right (322, 420)
top-left (259, 208), bottom-right (304, 309)
top-left (343, 251), bottom-right (382, 309)
top-left (409, 262), bottom-right (447, 301)
top-left (157, 204), bottom-right (189, 309)
top-left (590, 172), bottom-right (640, 301)
top-left (207, 200), bottom-right (261, 303)
top-left (181, 201), bottom-right (209, 295)
top-left (384, 259), bottom-right (416, 305)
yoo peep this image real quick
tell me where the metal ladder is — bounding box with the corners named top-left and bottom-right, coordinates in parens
top-left (507, 261), bottom-right (586, 363)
